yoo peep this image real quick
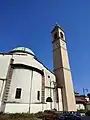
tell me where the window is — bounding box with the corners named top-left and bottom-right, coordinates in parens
top-left (37, 91), bottom-right (40, 100)
top-left (48, 75), bottom-right (50, 78)
top-left (46, 97), bottom-right (53, 102)
top-left (15, 88), bottom-right (22, 99)
top-left (54, 33), bottom-right (57, 39)
top-left (60, 32), bottom-right (63, 39)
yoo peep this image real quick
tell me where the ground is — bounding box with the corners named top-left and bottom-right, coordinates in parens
top-left (0, 113), bottom-right (90, 120)
top-left (82, 116), bottom-right (90, 120)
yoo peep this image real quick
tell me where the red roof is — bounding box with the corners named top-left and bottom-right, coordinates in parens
top-left (76, 97), bottom-right (87, 102)
top-left (86, 101), bottom-right (90, 104)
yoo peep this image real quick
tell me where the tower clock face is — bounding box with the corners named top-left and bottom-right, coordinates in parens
top-left (53, 40), bottom-right (60, 50)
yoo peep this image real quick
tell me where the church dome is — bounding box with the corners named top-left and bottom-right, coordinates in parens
top-left (10, 47), bottom-right (35, 56)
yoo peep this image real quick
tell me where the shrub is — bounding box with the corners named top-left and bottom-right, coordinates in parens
top-left (0, 113), bottom-right (37, 120)
top-left (77, 109), bottom-right (86, 113)
top-left (85, 110), bottom-right (90, 116)
top-left (34, 111), bottom-right (43, 118)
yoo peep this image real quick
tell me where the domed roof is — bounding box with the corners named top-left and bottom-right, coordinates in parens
top-left (10, 47), bottom-right (35, 56)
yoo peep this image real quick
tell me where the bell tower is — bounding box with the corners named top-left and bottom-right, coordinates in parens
top-left (51, 24), bottom-right (76, 111)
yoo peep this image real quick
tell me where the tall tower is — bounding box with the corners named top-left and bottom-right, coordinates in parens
top-left (51, 24), bottom-right (76, 111)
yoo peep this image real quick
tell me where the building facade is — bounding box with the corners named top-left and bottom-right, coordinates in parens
top-left (0, 47), bottom-right (62, 113)
top-left (0, 24), bottom-right (76, 113)
top-left (51, 24), bottom-right (76, 111)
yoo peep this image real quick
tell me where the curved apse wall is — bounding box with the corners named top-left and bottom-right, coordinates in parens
top-left (7, 67), bottom-right (42, 104)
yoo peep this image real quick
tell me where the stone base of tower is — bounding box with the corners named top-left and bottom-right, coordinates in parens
top-left (55, 69), bottom-right (77, 112)
top-left (61, 87), bottom-right (76, 111)
top-left (62, 69), bottom-right (76, 111)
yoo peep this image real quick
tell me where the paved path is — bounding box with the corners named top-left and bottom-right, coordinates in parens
top-left (82, 116), bottom-right (90, 120)
top-left (37, 116), bottom-right (90, 120)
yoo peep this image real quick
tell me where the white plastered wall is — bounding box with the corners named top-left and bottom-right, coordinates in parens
top-left (5, 68), bottom-right (43, 113)
top-left (0, 55), bottom-right (12, 112)
top-left (0, 54), bottom-right (59, 113)
top-left (0, 55), bottom-right (12, 79)
top-left (76, 104), bottom-right (85, 110)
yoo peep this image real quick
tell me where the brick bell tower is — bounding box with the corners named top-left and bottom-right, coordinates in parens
top-left (51, 24), bottom-right (76, 111)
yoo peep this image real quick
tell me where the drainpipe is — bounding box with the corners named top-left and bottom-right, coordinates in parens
top-left (50, 79), bottom-right (52, 110)
top-left (29, 70), bottom-right (33, 113)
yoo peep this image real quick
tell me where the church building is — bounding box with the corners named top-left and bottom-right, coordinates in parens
top-left (0, 24), bottom-right (76, 113)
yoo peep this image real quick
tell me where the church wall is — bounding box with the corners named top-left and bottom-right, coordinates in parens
top-left (30, 104), bottom-right (43, 113)
top-left (58, 88), bottom-right (63, 111)
top-left (0, 81), bottom-right (3, 98)
top-left (5, 103), bottom-right (47, 113)
top-left (45, 88), bottom-right (57, 110)
top-left (5, 103), bottom-right (29, 113)
top-left (0, 80), bottom-right (4, 101)
top-left (0, 55), bottom-right (12, 79)
top-left (0, 55), bottom-right (12, 112)
top-left (7, 68), bottom-right (32, 103)
top-left (44, 69), bottom-right (56, 88)
top-left (0, 53), bottom-right (61, 113)
top-left (44, 69), bottom-right (59, 110)
top-left (31, 71), bottom-right (42, 103)
top-left (0, 80), bottom-right (4, 110)
top-left (5, 68), bottom-right (43, 113)
top-left (4, 62), bottom-right (43, 113)
top-left (13, 55), bottom-right (43, 71)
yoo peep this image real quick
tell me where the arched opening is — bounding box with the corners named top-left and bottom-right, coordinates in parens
top-left (46, 97), bottom-right (53, 102)
top-left (60, 32), bottom-right (64, 39)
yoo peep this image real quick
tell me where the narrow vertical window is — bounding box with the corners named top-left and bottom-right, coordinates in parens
top-left (15, 88), bottom-right (22, 99)
top-left (37, 91), bottom-right (40, 100)
top-left (60, 32), bottom-right (63, 39)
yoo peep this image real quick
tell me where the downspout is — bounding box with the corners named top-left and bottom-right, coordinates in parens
top-left (29, 70), bottom-right (33, 113)
top-left (50, 79), bottom-right (52, 109)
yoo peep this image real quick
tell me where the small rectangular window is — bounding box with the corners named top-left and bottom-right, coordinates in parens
top-left (15, 88), bottom-right (22, 99)
top-left (37, 91), bottom-right (40, 100)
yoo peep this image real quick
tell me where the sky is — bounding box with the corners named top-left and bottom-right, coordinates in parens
top-left (0, 0), bottom-right (90, 94)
